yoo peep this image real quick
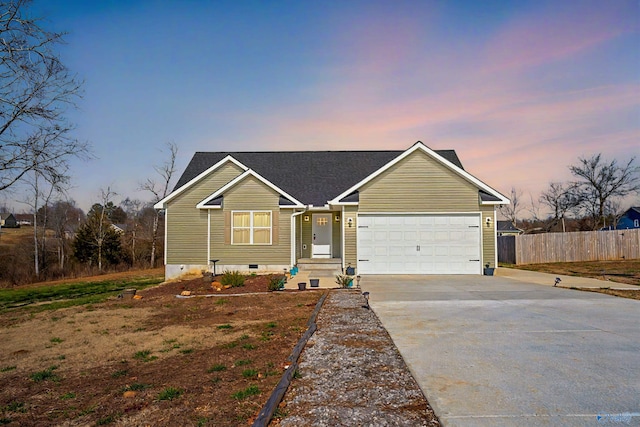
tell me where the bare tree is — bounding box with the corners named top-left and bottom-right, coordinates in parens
top-left (141, 142), bottom-right (177, 268)
top-left (121, 197), bottom-right (142, 265)
top-left (19, 164), bottom-right (69, 277)
top-left (0, 0), bottom-right (90, 192)
top-left (569, 154), bottom-right (640, 230)
top-left (498, 187), bottom-right (524, 227)
top-left (539, 182), bottom-right (581, 232)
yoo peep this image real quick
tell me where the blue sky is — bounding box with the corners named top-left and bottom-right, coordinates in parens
top-left (6, 0), bottom-right (639, 212)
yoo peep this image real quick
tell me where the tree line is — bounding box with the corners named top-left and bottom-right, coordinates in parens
top-left (500, 153), bottom-right (640, 233)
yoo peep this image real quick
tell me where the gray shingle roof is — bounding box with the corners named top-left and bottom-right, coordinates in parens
top-left (174, 148), bottom-right (463, 207)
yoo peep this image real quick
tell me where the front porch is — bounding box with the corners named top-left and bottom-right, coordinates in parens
top-left (285, 257), bottom-right (345, 289)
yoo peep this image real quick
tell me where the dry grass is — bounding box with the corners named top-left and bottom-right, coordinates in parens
top-left (0, 274), bottom-right (323, 426)
top-left (513, 260), bottom-right (640, 286)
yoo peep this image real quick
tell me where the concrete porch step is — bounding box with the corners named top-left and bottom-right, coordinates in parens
top-left (297, 258), bottom-right (342, 272)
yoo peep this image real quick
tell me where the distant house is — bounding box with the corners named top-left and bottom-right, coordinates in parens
top-left (614, 207), bottom-right (640, 230)
top-left (111, 223), bottom-right (126, 234)
top-left (497, 220), bottom-right (523, 236)
top-left (0, 213), bottom-right (18, 228)
top-left (13, 214), bottom-right (33, 226)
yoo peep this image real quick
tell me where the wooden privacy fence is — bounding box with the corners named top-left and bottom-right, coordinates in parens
top-left (498, 229), bottom-right (640, 265)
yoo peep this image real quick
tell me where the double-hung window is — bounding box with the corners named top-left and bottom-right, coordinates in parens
top-left (232, 211), bottom-right (272, 244)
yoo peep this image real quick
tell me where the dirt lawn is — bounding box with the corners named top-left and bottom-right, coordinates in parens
top-left (0, 276), bottom-right (323, 426)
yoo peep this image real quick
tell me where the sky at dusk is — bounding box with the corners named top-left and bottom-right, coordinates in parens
top-left (4, 0), bottom-right (639, 213)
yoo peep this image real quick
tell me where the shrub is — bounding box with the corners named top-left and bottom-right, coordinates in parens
top-left (220, 270), bottom-right (245, 287)
top-left (267, 275), bottom-right (285, 291)
top-left (335, 274), bottom-right (353, 288)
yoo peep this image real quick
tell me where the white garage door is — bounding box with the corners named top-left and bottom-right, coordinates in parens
top-left (357, 214), bottom-right (482, 274)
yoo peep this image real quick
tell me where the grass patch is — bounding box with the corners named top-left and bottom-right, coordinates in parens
top-left (60, 392), bottom-right (75, 400)
top-left (242, 343), bottom-right (256, 350)
top-left (0, 276), bottom-right (164, 312)
top-left (158, 387), bottom-right (183, 401)
top-left (179, 348), bottom-right (194, 354)
top-left (242, 369), bottom-right (258, 378)
top-left (133, 350), bottom-right (157, 362)
top-left (0, 366), bottom-right (16, 373)
top-left (111, 369), bottom-right (128, 378)
top-left (95, 413), bottom-right (119, 425)
top-left (217, 324), bottom-right (233, 330)
top-left (50, 337), bottom-right (63, 344)
top-left (232, 384), bottom-right (260, 400)
top-left (235, 359), bottom-right (252, 366)
top-left (240, 334), bottom-right (250, 340)
top-left (266, 321), bottom-right (277, 328)
top-left (207, 364), bottom-right (226, 372)
top-left (30, 366), bottom-right (59, 382)
top-left (2, 401), bottom-right (25, 413)
top-left (124, 383), bottom-right (151, 392)
top-left (214, 298), bottom-right (227, 305)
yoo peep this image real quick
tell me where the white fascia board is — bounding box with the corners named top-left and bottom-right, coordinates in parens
top-left (328, 141), bottom-right (510, 205)
top-left (330, 201), bottom-right (359, 206)
top-left (196, 169), bottom-right (305, 209)
top-left (154, 155), bottom-right (249, 209)
top-left (481, 199), bottom-right (510, 206)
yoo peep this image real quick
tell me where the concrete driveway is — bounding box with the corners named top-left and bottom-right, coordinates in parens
top-left (360, 272), bottom-right (640, 426)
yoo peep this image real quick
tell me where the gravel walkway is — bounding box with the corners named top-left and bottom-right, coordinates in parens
top-left (277, 290), bottom-right (440, 426)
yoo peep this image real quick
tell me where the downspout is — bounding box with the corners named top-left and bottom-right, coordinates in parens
top-left (207, 210), bottom-right (211, 265)
top-left (341, 205), bottom-right (345, 272)
top-left (493, 207), bottom-right (498, 270)
top-left (291, 208), bottom-right (307, 267)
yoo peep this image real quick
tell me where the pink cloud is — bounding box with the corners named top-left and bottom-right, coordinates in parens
top-left (482, 1), bottom-right (638, 72)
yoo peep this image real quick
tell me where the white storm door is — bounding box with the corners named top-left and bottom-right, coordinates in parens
top-left (312, 214), bottom-right (332, 258)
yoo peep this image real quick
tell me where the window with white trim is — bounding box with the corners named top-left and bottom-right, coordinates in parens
top-left (232, 211), bottom-right (272, 244)
top-left (635, 219), bottom-right (639, 228)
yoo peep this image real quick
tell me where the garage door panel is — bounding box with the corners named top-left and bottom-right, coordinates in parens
top-left (357, 214), bottom-right (481, 275)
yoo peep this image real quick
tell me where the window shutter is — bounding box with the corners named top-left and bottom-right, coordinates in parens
top-left (271, 210), bottom-right (279, 245)
top-left (224, 211), bottom-right (231, 245)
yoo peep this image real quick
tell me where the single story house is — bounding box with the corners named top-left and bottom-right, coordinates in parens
top-left (615, 207), bottom-right (640, 230)
top-left (0, 213), bottom-right (18, 228)
top-left (497, 220), bottom-right (523, 236)
top-left (155, 142), bottom-right (509, 279)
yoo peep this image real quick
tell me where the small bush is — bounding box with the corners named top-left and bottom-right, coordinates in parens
top-left (220, 270), bottom-right (245, 287)
top-left (158, 387), bottom-right (183, 401)
top-left (232, 384), bottom-right (260, 400)
top-left (268, 275), bottom-right (285, 291)
top-left (335, 274), bottom-right (353, 288)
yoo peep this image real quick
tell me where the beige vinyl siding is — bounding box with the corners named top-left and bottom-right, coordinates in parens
top-left (300, 215), bottom-right (312, 258)
top-left (344, 206), bottom-right (358, 268)
top-left (481, 206), bottom-right (496, 267)
top-left (209, 176), bottom-right (291, 264)
top-left (331, 212), bottom-right (341, 258)
top-left (166, 162), bottom-right (244, 264)
top-left (359, 150), bottom-right (479, 212)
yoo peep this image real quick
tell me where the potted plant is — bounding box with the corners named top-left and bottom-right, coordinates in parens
top-left (484, 263), bottom-right (495, 276)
